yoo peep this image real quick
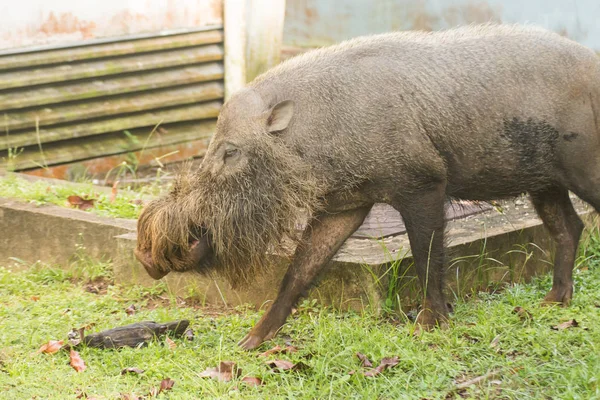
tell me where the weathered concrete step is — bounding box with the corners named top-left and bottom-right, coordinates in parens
top-left (2, 82), bottom-right (223, 132)
top-left (0, 63), bottom-right (223, 110)
top-left (0, 29), bottom-right (223, 71)
top-left (0, 44), bottom-right (223, 90)
top-left (1, 101), bottom-right (221, 150)
top-left (4, 119), bottom-right (217, 170)
top-left (2, 186), bottom-right (595, 311)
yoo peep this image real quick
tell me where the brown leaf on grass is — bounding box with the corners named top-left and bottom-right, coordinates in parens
top-left (266, 359), bottom-right (309, 372)
top-left (125, 304), bottom-right (136, 315)
top-left (490, 335), bottom-right (501, 348)
top-left (356, 352), bottom-right (373, 368)
top-left (199, 361), bottom-right (241, 382)
top-left (67, 195), bottom-right (96, 211)
top-left (512, 306), bottom-right (533, 321)
top-left (31, 295), bottom-right (40, 301)
top-left (165, 336), bottom-right (176, 350)
top-left (241, 376), bottom-right (264, 386)
top-left (69, 349), bottom-right (87, 372)
top-left (148, 378), bottom-right (175, 397)
top-left (159, 378), bottom-right (175, 392)
top-left (455, 369), bottom-right (501, 390)
top-left (552, 319), bottom-right (579, 330)
top-left (363, 356), bottom-right (399, 377)
top-left (38, 340), bottom-right (64, 354)
top-left (110, 181), bottom-right (120, 203)
top-left (75, 389), bottom-right (99, 399)
top-left (258, 345), bottom-right (298, 357)
top-left (121, 393), bottom-right (141, 400)
top-left (121, 367), bottom-right (145, 375)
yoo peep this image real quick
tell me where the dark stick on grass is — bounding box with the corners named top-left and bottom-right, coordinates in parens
top-left (82, 320), bottom-right (190, 349)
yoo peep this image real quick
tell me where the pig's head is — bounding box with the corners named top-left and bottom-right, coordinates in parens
top-left (135, 89), bottom-right (324, 285)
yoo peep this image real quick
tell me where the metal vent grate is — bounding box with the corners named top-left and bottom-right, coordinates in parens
top-left (0, 26), bottom-right (224, 170)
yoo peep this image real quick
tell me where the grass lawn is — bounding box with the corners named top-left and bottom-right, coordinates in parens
top-left (0, 174), bottom-right (149, 220)
top-left (0, 250), bottom-right (599, 400)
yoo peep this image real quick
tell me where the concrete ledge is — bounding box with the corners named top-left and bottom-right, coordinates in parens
top-left (0, 198), bottom-right (134, 266)
top-left (1, 193), bottom-right (596, 311)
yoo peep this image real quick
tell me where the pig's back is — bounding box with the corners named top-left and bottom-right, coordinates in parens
top-left (252, 25), bottom-right (600, 199)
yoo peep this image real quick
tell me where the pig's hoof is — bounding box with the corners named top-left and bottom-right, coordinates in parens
top-left (238, 334), bottom-right (265, 351)
top-left (413, 309), bottom-right (448, 336)
top-left (542, 287), bottom-right (572, 307)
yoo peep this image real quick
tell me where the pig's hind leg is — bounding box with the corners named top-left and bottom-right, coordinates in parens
top-left (238, 205), bottom-right (373, 350)
top-left (393, 181), bottom-right (449, 331)
top-left (530, 187), bottom-right (583, 306)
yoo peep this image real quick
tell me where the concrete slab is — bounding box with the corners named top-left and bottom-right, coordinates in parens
top-left (1, 188), bottom-right (596, 312)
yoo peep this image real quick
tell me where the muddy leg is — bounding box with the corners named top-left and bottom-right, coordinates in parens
top-left (238, 205), bottom-right (373, 350)
top-left (394, 183), bottom-right (448, 331)
top-left (530, 188), bottom-right (583, 305)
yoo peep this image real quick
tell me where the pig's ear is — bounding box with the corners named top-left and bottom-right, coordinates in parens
top-left (267, 100), bottom-right (295, 133)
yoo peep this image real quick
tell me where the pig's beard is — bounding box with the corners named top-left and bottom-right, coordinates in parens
top-left (138, 140), bottom-right (325, 287)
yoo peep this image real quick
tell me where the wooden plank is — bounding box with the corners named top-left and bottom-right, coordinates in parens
top-left (0, 63), bottom-right (223, 110)
top-left (0, 44), bottom-right (223, 90)
top-left (0, 30), bottom-right (223, 71)
top-left (3, 82), bottom-right (223, 131)
top-left (1, 101), bottom-right (222, 150)
top-left (4, 120), bottom-right (216, 170)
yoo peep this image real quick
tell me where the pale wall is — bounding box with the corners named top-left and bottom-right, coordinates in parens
top-left (0, 0), bottom-right (222, 51)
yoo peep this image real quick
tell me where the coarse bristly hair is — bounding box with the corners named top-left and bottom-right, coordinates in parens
top-left (136, 135), bottom-right (325, 286)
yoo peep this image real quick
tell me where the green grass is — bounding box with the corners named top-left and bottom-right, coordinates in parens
top-left (0, 256), bottom-right (599, 399)
top-left (0, 174), bottom-right (145, 219)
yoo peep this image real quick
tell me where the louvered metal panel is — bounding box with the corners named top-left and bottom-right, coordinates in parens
top-left (0, 26), bottom-right (223, 171)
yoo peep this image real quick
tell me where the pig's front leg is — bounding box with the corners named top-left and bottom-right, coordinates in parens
top-left (238, 205), bottom-right (373, 350)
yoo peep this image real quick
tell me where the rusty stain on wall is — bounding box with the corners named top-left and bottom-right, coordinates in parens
top-left (283, 0), bottom-right (600, 49)
top-left (39, 12), bottom-right (97, 38)
top-left (0, 0), bottom-right (222, 51)
top-left (408, 1), bottom-right (502, 31)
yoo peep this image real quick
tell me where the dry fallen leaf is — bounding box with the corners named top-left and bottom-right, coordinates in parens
top-left (258, 345), bottom-right (298, 357)
top-left (357, 356), bottom-right (400, 377)
top-left (455, 369), bottom-right (502, 390)
top-left (148, 378), bottom-right (175, 397)
top-left (31, 295), bottom-right (40, 301)
top-left (356, 352), bottom-right (373, 368)
top-left (67, 195), bottom-right (96, 211)
top-left (513, 306), bottom-right (533, 321)
top-left (120, 393), bottom-right (141, 400)
top-left (125, 304), bottom-right (136, 315)
top-left (165, 337), bottom-right (176, 350)
top-left (552, 319), bottom-right (579, 330)
top-left (75, 389), bottom-right (99, 399)
top-left (159, 378), bottom-right (175, 392)
top-left (490, 335), bottom-right (501, 348)
top-left (199, 361), bottom-right (240, 382)
top-left (69, 349), bottom-right (87, 372)
top-left (110, 181), bottom-right (120, 203)
top-left (121, 367), bottom-right (145, 375)
top-left (38, 340), bottom-right (64, 354)
top-left (266, 359), bottom-right (308, 372)
top-left (258, 345), bottom-right (282, 357)
top-left (241, 376), bottom-right (263, 386)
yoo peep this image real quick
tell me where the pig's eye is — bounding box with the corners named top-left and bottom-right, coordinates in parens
top-left (224, 148), bottom-right (240, 159)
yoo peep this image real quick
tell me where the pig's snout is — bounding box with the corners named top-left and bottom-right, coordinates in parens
top-left (134, 247), bottom-right (168, 280)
